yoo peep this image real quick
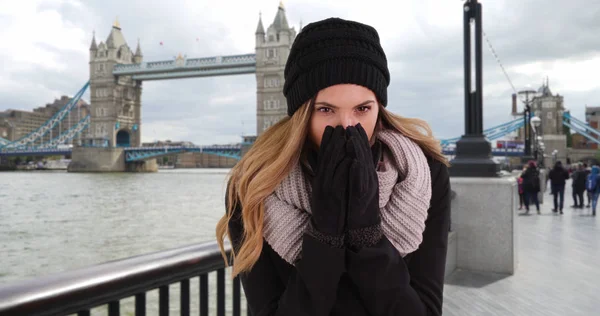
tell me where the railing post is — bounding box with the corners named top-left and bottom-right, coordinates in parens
top-left (159, 285), bottom-right (169, 316)
top-left (135, 293), bottom-right (146, 316)
top-left (180, 279), bottom-right (190, 316)
top-left (200, 274), bottom-right (208, 316)
top-left (233, 276), bottom-right (241, 316)
top-left (217, 269), bottom-right (225, 316)
top-left (108, 301), bottom-right (119, 316)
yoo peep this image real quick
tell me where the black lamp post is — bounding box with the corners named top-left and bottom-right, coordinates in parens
top-left (518, 88), bottom-right (537, 164)
top-left (449, 0), bottom-right (499, 177)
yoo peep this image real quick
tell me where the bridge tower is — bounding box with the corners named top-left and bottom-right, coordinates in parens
top-left (531, 79), bottom-right (567, 167)
top-left (255, 2), bottom-right (297, 135)
top-left (88, 18), bottom-right (143, 148)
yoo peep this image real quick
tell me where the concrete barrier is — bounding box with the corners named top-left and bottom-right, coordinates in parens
top-left (449, 177), bottom-right (518, 275)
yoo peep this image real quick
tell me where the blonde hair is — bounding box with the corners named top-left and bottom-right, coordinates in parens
top-left (216, 102), bottom-right (448, 277)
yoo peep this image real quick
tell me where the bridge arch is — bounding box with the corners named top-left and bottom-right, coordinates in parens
top-left (116, 129), bottom-right (131, 147)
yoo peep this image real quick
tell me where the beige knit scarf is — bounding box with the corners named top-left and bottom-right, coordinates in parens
top-left (263, 129), bottom-right (432, 264)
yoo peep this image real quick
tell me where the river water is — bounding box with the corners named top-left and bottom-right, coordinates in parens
top-left (0, 169), bottom-right (245, 315)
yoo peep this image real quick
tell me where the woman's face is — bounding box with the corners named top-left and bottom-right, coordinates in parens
top-left (308, 84), bottom-right (380, 148)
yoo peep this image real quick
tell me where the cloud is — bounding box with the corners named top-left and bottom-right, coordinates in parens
top-left (1, 0), bottom-right (599, 145)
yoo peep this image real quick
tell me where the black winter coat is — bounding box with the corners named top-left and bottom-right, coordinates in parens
top-left (573, 170), bottom-right (588, 192)
top-left (548, 166), bottom-right (569, 186)
top-left (521, 167), bottom-right (540, 193)
top-left (227, 157), bottom-right (451, 316)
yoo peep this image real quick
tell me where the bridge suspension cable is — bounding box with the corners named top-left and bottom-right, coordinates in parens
top-left (441, 117), bottom-right (524, 147)
top-left (562, 112), bottom-right (600, 144)
top-left (42, 115), bottom-right (91, 149)
top-left (1, 82), bottom-right (90, 149)
top-left (482, 29), bottom-right (519, 97)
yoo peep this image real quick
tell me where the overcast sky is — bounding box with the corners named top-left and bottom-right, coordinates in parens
top-left (1, 0), bottom-right (598, 145)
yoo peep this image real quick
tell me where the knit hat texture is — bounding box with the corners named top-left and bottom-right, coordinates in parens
top-left (283, 17), bottom-right (390, 116)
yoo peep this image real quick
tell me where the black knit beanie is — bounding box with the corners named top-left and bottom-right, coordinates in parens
top-left (283, 17), bottom-right (390, 117)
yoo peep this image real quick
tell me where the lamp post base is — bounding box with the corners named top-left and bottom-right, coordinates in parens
top-left (449, 135), bottom-right (499, 177)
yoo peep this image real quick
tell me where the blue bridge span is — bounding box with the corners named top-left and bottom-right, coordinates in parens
top-left (0, 145), bottom-right (243, 162)
top-left (2, 75), bottom-right (599, 163)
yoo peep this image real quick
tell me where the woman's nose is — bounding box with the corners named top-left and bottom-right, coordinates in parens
top-left (339, 113), bottom-right (358, 128)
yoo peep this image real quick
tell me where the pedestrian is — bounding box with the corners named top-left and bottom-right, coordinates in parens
top-left (216, 17), bottom-right (451, 316)
top-left (571, 163), bottom-right (581, 208)
top-left (548, 160), bottom-right (569, 214)
top-left (517, 173), bottom-right (524, 210)
top-left (584, 163), bottom-right (592, 207)
top-left (521, 161), bottom-right (541, 214)
top-left (573, 163), bottom-right (587, 209)
top-left (587, 165), bottom-right (600, 216)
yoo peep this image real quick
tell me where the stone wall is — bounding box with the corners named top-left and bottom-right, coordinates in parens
top-left (542, 134), bottom-right (567, 167)
top-left (68, 147), bottom-right (125, 172)
top-left (126, 159), bottom-right (158, 172)
top-left (567, 148), bottom-right (598, 165)
top-left (68, 147), bottom-right (157, 172)
top-left (175, 152), bottom-right (238, 168)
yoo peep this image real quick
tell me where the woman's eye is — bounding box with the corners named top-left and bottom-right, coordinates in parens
top-left (357, 106), bottom-right (370, 112)
top-left (317, 107), bottom-right (332, 113)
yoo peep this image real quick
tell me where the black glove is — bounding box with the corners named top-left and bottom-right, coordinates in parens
top-left (345, 124), bottom-right (383, 249)
top-left (309, 125), bottom-right (353, 243)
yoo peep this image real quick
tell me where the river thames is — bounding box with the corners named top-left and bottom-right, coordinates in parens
top-left (0, 169), bottom-right (235, 314)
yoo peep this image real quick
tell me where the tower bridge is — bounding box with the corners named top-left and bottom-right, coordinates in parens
top-left (0, 2), bottom-right (595, 171)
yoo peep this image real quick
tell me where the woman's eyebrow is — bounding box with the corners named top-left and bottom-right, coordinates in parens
top-left (314, 100), bottom-right (375, 108)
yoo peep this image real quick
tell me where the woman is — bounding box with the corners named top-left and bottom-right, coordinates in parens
top-left (521, 161), bottom-right (541, 214)
top-left (216, 17), bottom-right (451, 316)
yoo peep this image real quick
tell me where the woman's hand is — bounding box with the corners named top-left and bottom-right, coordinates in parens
top-left (345, 124), bottom-right (382, 249)
top-left (310, 125), bottom-right (353, 238)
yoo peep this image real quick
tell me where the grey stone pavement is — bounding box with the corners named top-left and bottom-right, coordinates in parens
top-left (443, 180), bottom-right (600, 316)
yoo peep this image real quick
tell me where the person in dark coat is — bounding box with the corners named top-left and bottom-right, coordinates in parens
top-left (216, 18), bottom-right (451, 316)
top-left (547, 161), bottom-right (570, 214)
top-left (521, 161), bottom-right (541, 214)
top-left (571, 163), bottom-right (580, 208)
top-left (572, 163), bottom-right (587, 208)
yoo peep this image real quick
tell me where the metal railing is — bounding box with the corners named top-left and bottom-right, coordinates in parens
top-left (0, 241), bottom-right (249, 316)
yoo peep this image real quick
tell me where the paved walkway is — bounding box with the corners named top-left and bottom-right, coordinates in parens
top-left (443, 181), bottom-right (600, 316)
